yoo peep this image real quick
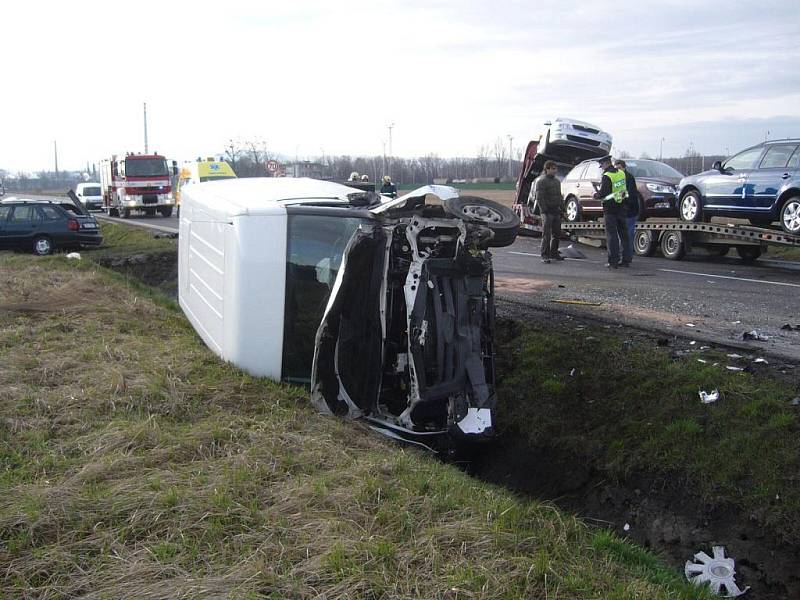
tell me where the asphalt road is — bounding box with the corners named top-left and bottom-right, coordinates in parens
top-left (493, 234), bottom-right (800, 359)
top-left (11, 193), bottom-right (800, 358)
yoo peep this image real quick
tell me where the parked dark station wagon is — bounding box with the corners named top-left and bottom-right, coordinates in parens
top-left (0, 198), bottom-right (103, 255)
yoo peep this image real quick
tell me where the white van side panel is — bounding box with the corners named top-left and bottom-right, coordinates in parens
top-left (185, 212), bottom-right (227, 353)
top-left (179, 197), bottom-right (287, 381)
top-left (224, 215), bottom-right (287, 379)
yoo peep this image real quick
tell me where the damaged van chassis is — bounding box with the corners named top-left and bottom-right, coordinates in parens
top-left (311, 211), bottom-right (497, 453)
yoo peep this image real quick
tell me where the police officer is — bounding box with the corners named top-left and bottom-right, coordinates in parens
top-left (593, 155), bottom-right (631, 268)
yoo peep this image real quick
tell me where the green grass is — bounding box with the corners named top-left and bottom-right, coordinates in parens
top-left (495, 319), bottom-right (800, 546)
top-left (0, 253), bottom-right (707, 598)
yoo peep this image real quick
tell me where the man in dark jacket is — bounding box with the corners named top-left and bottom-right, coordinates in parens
top-left (534, 160), bottom-right (564, 263)
top-left (615, 159), bottom-right (640, 265)
top-left (593, 155), bottom-right (631, 268)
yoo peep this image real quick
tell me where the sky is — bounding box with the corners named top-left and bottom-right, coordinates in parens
top-left (2, 0), bottom-right (799, 173)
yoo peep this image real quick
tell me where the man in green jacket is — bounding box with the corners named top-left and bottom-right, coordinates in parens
top-left (533, 160), bottom-right (565, 263)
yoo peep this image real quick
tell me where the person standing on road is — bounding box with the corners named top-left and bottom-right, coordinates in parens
top-left (615, 159), bottom-right (639, 265)
top-left (593, 155), bottom-right (631, 268)
top-left (534, 160), bottom-right (565, 263)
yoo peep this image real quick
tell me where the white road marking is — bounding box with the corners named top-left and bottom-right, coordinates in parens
top-left (659, 268), bottom-right (800, 288)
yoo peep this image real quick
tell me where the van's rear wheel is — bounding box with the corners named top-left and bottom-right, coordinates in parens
top-left (160, 206), bottom-right (173, 217)
top-left (122, 208), bottom-right (131, 219)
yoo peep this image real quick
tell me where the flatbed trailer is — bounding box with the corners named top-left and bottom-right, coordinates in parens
top-left (512, 203), bottom-right (800, 261)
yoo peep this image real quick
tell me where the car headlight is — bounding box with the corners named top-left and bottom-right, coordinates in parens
top-left (646, 183), bottom-right (677, 194)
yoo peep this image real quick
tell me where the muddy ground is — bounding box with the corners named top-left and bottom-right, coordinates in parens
top-left (101, 250), bottom-right (799, 598)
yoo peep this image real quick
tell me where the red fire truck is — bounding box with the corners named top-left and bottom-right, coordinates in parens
top-left (99, 153), bottom-right (177, 218)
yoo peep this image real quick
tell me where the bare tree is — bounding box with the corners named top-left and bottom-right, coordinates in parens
top-left (492, 137), bottom-right (508, 178)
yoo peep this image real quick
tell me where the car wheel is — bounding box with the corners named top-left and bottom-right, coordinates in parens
top-left (109, 207), bottom-right (119, 217)
top-left (679, 191), bottom-right (704, 222)
top-left (122, 208), bottom-right (131, 219)
top-left (634, 230), bottom-right (657, 256)
top-left (564, 197), bottom-right (581, 222)
top-left (736, 246), bottom-right (761, 262)
top-left (160, 206), bottom-right (173, 218)
top-left (780, 196), bottom-right (800, 234)
top-left (706, 245), bottom-right (730, 257)
top-left (660, 231), bottom-right (685, 260)
top-left (442, 196), bottom-right (519, 248)
top-left (32, 236), bottom-right (53, 256)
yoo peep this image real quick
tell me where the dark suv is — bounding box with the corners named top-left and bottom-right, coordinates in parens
top-left (677, 140), bottom-right (800, 234)
top-left (0, 199), bottom-right (103, 255)
top-left (560, 158), bottom-right (682, 222)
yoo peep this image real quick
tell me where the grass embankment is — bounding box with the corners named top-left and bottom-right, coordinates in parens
top-left (0, 255), bottom-right (708, 598)
top-left (496, 318), bottom-right (800, 546)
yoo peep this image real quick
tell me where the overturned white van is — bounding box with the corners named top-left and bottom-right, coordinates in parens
top-left (178, 177), bottom-right (519, 450)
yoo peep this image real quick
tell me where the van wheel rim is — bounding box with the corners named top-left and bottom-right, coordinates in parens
top-left (461, 204), bottom-right (503, 224)
top-left (681, 196), bottom-right (698, 220)
top-left (783, 200), bottom-right (800, 233)
top-left (664, 234), bottom-right (678, 254)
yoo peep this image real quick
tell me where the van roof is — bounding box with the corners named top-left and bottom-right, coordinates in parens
top-left (183, 177), bottom-right (366, 218)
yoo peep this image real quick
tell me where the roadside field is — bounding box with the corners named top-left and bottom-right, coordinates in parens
top-left (0, 250), bottom-right (706, 599)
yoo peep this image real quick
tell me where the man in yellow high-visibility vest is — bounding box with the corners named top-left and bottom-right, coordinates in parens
top-left (593, 155), bottom-right (631, 268)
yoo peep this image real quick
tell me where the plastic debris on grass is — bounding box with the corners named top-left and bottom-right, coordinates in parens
top-left (790, 397), bottom-right (800, 407)
top-left (726, 366), bottom-right (744, 372)
top-left (753, 358), bottom-right (768, 365)
top-left (685, 546), bottom-right (749, 597)
top-left (66, 252), bottom-right (81, 260)
top-left (699, 389), bottom-right (720, 404)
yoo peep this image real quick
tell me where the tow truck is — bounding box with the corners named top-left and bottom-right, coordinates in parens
top-left (513, 140), bottom-right (800, 261)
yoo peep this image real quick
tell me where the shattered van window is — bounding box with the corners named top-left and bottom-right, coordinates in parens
top-left (282, 214), bottom-right (366, 383)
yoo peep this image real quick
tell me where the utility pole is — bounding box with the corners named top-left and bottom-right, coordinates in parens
top-left (143, 102), bottom-right (149, 154)
top-left (53, 141), bottom-right (59, 184)
top-left (659, 137), bottom-right (665, 161)
top-left (507, 135), bottom-right (513, 178)
top-left (388, 122), bottom-right (395, 178)
top-left (764, 130), bottom-right (770, 142)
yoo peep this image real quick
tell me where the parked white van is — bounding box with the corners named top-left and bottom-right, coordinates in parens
top-left (178, 177), bottom-right (519, 450)
top-left (74, 182), bottom-right (103, 211)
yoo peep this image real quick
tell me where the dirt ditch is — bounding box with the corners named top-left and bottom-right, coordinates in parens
top-left (100, 250), bottom-right (800, 597)
top-left (463, 306), bottom-right (800, 599)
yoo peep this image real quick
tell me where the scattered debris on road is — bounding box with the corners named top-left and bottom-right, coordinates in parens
top-left (743, 330), bottom-right (770, 341)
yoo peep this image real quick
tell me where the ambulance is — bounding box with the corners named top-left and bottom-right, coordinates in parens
top-left (175, 158), bottom-right (237, 215)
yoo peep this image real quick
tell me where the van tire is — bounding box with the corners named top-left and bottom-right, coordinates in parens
top-left (443, 196), bottom-right (519, 248)
top-left (160, 206), bottom-right (173, 218)
top-left (660, 231), bottom-right (685, 260)
top-left (634, 230), bottom-right (657, 256)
